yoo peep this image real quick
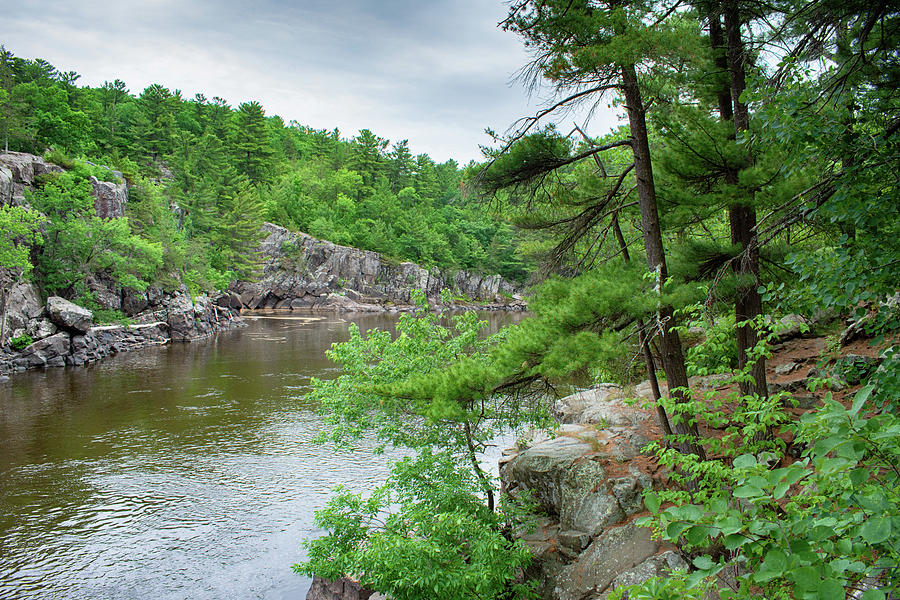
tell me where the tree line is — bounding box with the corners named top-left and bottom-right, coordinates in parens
top-left (0, 45), bottom-right (531, 327)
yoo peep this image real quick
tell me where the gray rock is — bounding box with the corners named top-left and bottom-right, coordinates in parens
top-left (774, 361), bottom-right (800, 376)
top-left (558, 529), bottom-right (592, 555)
top-left (3, 282), bottom-right (43, 334)
top-left (611, 473), bottom-right (653, 516)
top-left (166, 294), bottom-right (196, 341)
top-left (20, 332), bottom-right (71, 366)
top-left (87, 276), bottom-right (123, 311)
top-left (122, 289), bottom-right (149, 315)
top-left (552, 523), bottom-right (659, 600)
top-left (231, 223), bottom-right (524, 311)
top-left (47, 297), bottom-right (93, 332)
top-left (555, 385), bottom-right (620, 424)
top-left (571, 492), bottom-right (625, 536)
top-left (305, 576), bottom-right (381, 600)
top-left (26, 318), bottom-right (57, 340)
top-left (633, 379), bottom-right (668, 401)
top-left (89, 175), bottom-right (128, 219)
top-left (505, 436), bottom-right (598, 516)
top-left (599, 551), bottom-right (689, 599)
top-left (773, 313), bottom-right (809, 340)
top-left (0, 166), bottom-right (12, 205)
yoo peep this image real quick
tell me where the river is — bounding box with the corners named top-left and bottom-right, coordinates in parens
top-left (0, 311), bottom-right (524, 600)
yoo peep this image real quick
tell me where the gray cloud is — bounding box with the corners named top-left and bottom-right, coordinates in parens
top-left (1, 0), bottom-right (620, 162)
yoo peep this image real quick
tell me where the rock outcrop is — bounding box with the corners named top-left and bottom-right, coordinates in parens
top-left (0, 152), bottom-right (65, 205)
top-left (1, 285), bottom-right (243, 376)
top-left (503, 387), bottom-right (683, 600)
top-left (0, 152), bottom-right (126, 217)
top-left (231, 223), bottom-right (526, 313)
top-left (89, 174), bottom-right (128, 219)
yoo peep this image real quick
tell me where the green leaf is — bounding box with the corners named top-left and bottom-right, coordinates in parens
top-left (693, 555), bottom-right (714, 570)
top-left (644, 491), bottom-right (660, 514)
top-left (773, 482), bottom-right (790, 499)
top-left (817, 578), bottom-right (844, 600)
top-left (860, 516), bottom-right (891, 544)
top-left (733, 453), bottom-right (757, 469)
top-left (685, 525), bottom-right (712, 546)
top-left (733, 484), bottom-right (763, 498)
top-left (850, 385), bottom-right (875, 415)
top-left (724, 533), bottom-right (750, 550)
top-left (860, 590), bottom-right (886, 600)
top-left (792, 566), bottom-right (819, 590)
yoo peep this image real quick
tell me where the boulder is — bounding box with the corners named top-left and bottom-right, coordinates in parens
top-left (0, 152), bottom-right (63, 203)
top-left (166, 294), bottom-right (196, 341)
top-left (47, 297), bottom-right (93, 332)
top-left (505, 436), bottom-right (601, 518)
top-left (305, 576), bottom-right (381, 600)
top-left (570, 492), bottom-right (625, 536)
top-left (552, 523), bottom-right (659, 600)
top-left (554, 386), bottom-right (652, 429)
top-left (122, 289), bottom-right (150, 315)
top-left (774, 361), bottom-right (800, 376)
top-left (215, 292), bottom-right (243, 310)
top-left (19, 331), bottom-right (71, 367)
top-left (26, 318), bottom-right (57, 340)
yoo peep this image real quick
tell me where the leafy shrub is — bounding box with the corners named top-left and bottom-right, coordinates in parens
top-left (10, 334), bottom-right (34, 351)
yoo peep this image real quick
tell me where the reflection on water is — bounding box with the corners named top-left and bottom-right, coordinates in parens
top-left (0, 311), bottom-right (525, 600)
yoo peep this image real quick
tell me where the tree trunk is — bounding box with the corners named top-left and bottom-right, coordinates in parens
top-left (575, 123), bottom-right (674, 438)
top-left (722, 0), bottom-right (768, 400)
top-left (708, 11), bottom-right (733, 122)
top-left (621, 63), bottom-right (705, 459)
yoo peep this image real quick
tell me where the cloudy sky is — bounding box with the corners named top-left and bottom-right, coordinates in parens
top-left (1, 0), bottom-right (621, 163)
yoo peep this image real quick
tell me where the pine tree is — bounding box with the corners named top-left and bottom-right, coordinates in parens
top-left (230, 100), bottom-right (274, 184)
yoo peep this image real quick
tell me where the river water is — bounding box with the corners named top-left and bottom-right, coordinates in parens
top-left (0, 311), bottom-right (524, 600)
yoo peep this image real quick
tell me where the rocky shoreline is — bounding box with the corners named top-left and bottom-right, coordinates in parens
top-left (0, 287), bottom-right (243, 378)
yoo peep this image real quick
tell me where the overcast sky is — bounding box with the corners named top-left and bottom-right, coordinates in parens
top-left (1, 0), bottom-right (621, 163)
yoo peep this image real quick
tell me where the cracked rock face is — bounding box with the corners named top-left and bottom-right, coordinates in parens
top-left (0, 152), bottom-right (64, 205)
top-left (231, 223), bottom-right (525, 311)
top-left (89, 176), bottom-right (128, 219)
top-left (502, 385), bottom-right (681, 600)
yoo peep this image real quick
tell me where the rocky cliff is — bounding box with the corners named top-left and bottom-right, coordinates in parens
top-left (0, 152), bottom-right (127, 218)
top-left (231, 223), bottom-right (526, 312)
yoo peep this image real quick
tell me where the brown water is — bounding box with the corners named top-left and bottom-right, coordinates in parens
top-left (0, 311), bottom-right (524, 600)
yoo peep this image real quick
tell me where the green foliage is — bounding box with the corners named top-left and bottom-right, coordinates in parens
top-left (9, 333), bottom-right (33, 350)
top-left (1, 44), bottom-right (529, 296)
top-left (0, 203), bottom-right (44, 281)
top-left (639, 384), bottom-right (900, 599)
top-left (609, 572), bottom-right (708, 600)
top-left (29, 170), bottom-right (163, 295)
top-left (296, 451), bottom-right (537, 600)
top-left (675, 306), bottom-right (739, 377)
top-left (302, 292), bottom-right (550, 597)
